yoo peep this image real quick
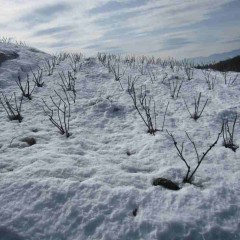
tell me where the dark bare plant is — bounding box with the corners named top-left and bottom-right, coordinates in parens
top-left (162, 72), bottom-right (168, 83)
top-left (227, 74), bottom-right (239, 86)
top-left (138, 56), bottom-right (148, 75)
top-left (124, 55), bottom-right (136, 69)
top-left (44, 58), bottom-right (54, 76)
top-left (42, 89), bottom-right (71, 137)
top-left (168, 57), bottom-right (176, 71)
top-left (128, 76), bottom-right (169, 134)
top-left (0, 37), bottom-right (12, 44)
top-left (221, 71), bottom-right (229, 85)
top-left (110, 63), bottom-right (127, 90)
top-left (183, 92), bottom-right (208, 120)
top-left (59, 71), bottom-right (76, 103)
top-left (169, 78), bottom-right (183, 99)
top-left (69, 53), bottom-right (82, 73)
top-left (183, 60), bottom-right (194, 80)
top-left (202, 69), bottom-right (216, 90)
top-left (128, 76), bottom-right (157, 134)
top-left (0, 92), bottom-right (23, 122)
top-left (57, 53), bottom-right (70, 64)
top-left (156, 58), bottom-right (168, 69)
top-left (31, 68), bottom-right (44, 87)
top-left (167, 130), bottom-right (222, 183)
top-left (147, 67), bottom-right (161, 83)
top-left (222, 113), bottom-right (238, 152)
top-left (15, 73), bottom-right (36, 100)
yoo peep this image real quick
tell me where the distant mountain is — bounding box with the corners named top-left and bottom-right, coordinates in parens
top-left (188, 49), bottom-right (240, 64)
top-left (195, 55), bottom-right (240, 72)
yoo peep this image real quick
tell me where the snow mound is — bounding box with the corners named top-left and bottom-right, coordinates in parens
top-left (0, 42), bottom-right (50, 89)
top-left (0, 43), bottom-right (239, 240)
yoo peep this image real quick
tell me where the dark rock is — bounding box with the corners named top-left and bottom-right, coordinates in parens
top-left (132, 208), bottom-right (138, 217)
top-left (153, 178), bottom-right (180, 190)
top-left (126, 150), bottom-right (131, 156)
top-left (21, 137), bottom-right (36, 146)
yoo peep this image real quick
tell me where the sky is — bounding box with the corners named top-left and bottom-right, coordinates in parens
top-left (0, 0), bottom-right (240, 59)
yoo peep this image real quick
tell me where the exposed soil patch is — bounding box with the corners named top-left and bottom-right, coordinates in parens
top-left (0, 51), bottom-right (19, 66)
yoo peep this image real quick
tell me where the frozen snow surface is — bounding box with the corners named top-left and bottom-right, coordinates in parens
top-left (0, 42), bottom-right (240, 240)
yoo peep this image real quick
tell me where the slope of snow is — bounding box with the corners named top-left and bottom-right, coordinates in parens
top-left (0, 43), bottom-right (239, 240)
top-left (0, 42), bottom-right (50, 89)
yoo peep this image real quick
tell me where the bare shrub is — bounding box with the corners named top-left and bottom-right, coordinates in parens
top-left (147, 67), bottom-right (161, 83)
top-left (167, 130), bottom-right (222, 183)
top-left (128, 76), bottom-right (157, 134)
top-left (44, 58), bottom-right (56, 76)
top-left (162, 72), bottom-right (168, 83)
top-left (228, 74), bottom-right (239, 86)
top-left (128, 76), bottom-right (169, 135)
top-left (16, 73), bottom-right (36, 100)
top-left (59, 71), bottom-right (76, 91)
top-left (31, 68), bottom-right (44, 87)
top-left (221, 71), bottom-right (239, 86)
top-left (42, 90), bottom-right (71, 137)
top-left (156, 58), bottom-right (168, 69)
top-left (167, 57), bottom-right (176, 71)
top-left (184, 92), bottom-right (208, 120)
top-left (97, 53), bottom-right (107, 66)
top-left (0, 37), bottom-right (12, 44)
top-left (124, 55), bottom-right (136, 69)
top-left (56, 53), bottom-right (70, 64)
top-left (168, 77), bottom-right (183, 99)
top-left (202, 69), bottom-right (216, 90)
top-left (59, 71), bottom-right (76, 103)
top-left (0, 92), bottom-right (23, 122)
top-left (222, 113), bottom-right (238, 152)
top-left (182, 60), bottom-right (194, 80)
top-left (137, 56), bottom-right (148, 75)
top-left (110, 63), bottom-right (127, 90)
top-left (221, 71), bottom-right (229, 85)
top-left (69, 53), bottom-right (82, 73)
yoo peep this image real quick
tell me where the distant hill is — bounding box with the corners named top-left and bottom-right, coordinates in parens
top-left (195, 55), bottom-right (240, 72)
top-left (188, 49), bottom-right (240, 64)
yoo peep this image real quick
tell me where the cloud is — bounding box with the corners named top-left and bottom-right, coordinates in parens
top-left (89, 0), bottom-right (147, 14)
top-left (0, 0), bottom-right (239, 58)
top-left (160, 38), bottom-right (193, 51)
top-left (101, 46), bottom-right (124, 54)
top-left (47, 41), bottom-right (72, 48)
top-left (19, 2), bottom-right (71, 26)
top-left (84, 44), bottom-right (103, 50)
top-left (34, 2), bottom-right (71, 16)
top-left (223, 38), bottom-right (240, 44)
top-left (33, 26), bottom-right (73, 37)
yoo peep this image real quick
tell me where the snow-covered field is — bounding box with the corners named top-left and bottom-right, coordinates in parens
top-left (0, 42), bottom-right (239, 240)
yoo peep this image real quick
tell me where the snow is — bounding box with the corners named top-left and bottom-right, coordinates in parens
top-left (0, 42), bottom-right (240, 240)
